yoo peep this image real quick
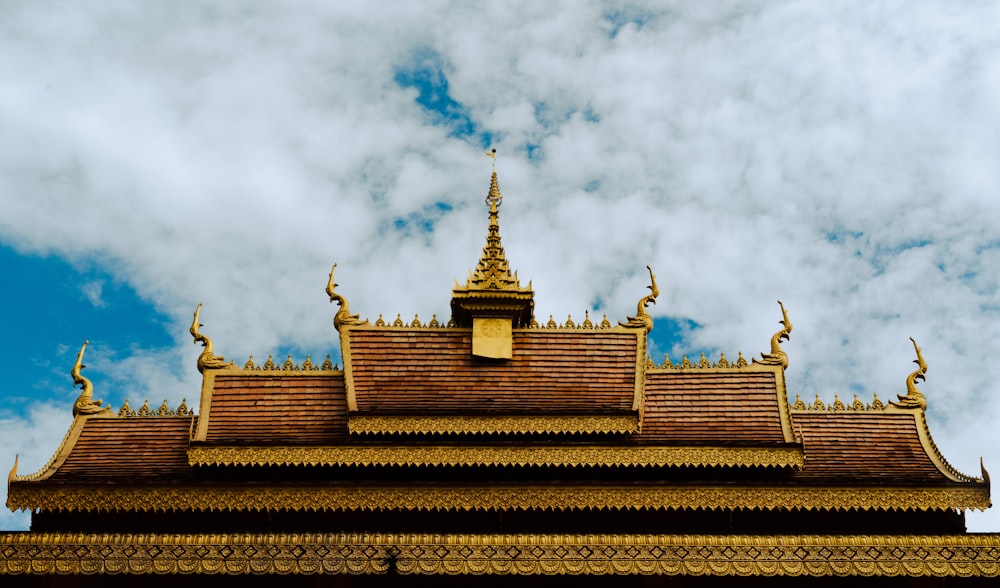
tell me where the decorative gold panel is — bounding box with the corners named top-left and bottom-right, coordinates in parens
top-left (2, 532), bottom-right (998, 577)
top-left (187, 445), bottom-right (805, 468)
top-left (348, 415), bottom-right (640, 435)
top-left (8, 484), bottom-right (989, 513)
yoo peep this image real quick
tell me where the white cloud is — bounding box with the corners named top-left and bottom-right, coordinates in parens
top-left (1, 2), bottom-right (999, 531)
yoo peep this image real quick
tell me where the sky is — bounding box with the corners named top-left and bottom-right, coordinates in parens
top-left (1, 1), bottom-right (999, 531)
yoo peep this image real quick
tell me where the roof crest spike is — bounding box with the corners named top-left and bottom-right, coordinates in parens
top-left (190, 303), bottom-right (235, 373)
top-left (982, 458), bottom-right (990, 488)
top-left (326, 263), bottom-right (368, 332)
top-left (619, 265), bottom-right (659, 332)
top-left (891, 337), bottom-right (928, 410)
top-left (753, 300), bottom-right (792, 369)
top-left (71, 341), bottom-right (110, 417)
top-left (8, 454), bottom-right (17, 489)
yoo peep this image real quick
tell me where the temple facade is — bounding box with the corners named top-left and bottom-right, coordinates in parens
top-left (2, 169), bottom-right (998, 586)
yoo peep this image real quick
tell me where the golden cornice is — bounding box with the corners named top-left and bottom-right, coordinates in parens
top-left (187, 445), bottom-right (804, 469)
top-left (2, 532), bottom-right (999, 577)
top-left (8, 484), bottom-right (990, 514)
top-left (348, 415), bottom-right (640, 436)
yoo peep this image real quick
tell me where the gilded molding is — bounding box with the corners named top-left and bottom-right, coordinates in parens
top-left (187, 445), bottom-right (805, 469)
top-left (8, 484), bottom-right (990, 514)
top-left (2, 532), bottom-right (998, 577)
top-left (649, 352), bottom-right (758, 370)
top-left (348, 415), bottom-right (640, 435)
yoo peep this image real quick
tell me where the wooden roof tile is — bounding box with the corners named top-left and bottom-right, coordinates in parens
top-left (348, 329), bottom-right (639, 414)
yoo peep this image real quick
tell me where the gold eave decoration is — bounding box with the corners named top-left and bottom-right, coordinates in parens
top-left (7, 484), bottom-right (990, 514)
top-left (753, 300), bottom-right (793, 369)
top-left (2, 532), bottom-right (999, 577)
top-left (347, 414), bottom-right (640, 435)
top-left (189, 304), bottom-right (235, 373)
top-left (187, 445), bottom-right (804, 469)
top-left (70, 341), bottom-right (111, 417)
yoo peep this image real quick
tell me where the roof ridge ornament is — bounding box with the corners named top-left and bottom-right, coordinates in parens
top-left (71, 341), bottom-right (110, 417)
top-left (619, 265), bottom-right (659, 331)
top-left (891, 337), bottom-right (928, 410)
top-left (753, 300), bottom-right (792, 369)
top-left (326, 263), bottom-right (368, 332)
top-left (190, 304), bottom-right (235, 373)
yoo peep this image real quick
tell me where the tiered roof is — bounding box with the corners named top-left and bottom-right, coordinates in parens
top-left (3, 164), bottom-right (996, 580)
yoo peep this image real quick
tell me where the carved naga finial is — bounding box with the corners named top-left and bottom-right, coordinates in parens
top-left (189, 304), bottom-right (235, 373)
top-left (71, 341), bottom-right (110, 417)
top-left (619, 265), bottom-right (659, 331)
top-left (753, 300), bottom-right (793, 369)
top-left (891, 337), bottom-right (928, 410)
top-left (327, 263), bottom-right (368, 332)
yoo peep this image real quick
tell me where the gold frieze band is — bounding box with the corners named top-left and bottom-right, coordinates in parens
top-left (8, 485), bottom-right (989, 513)
top-left (1, 532), bottom-right (998, 577)
top-left (187, 445), bottom-right (805, 468)
top-left (348, 415), bottom-right (640, 435)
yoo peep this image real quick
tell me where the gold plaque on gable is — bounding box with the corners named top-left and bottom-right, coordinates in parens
top-left (473, 317), bottom-right (512, 359)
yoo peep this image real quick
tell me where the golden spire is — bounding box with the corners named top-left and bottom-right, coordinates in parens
top-left (450, 151), bottom-right (534, 331)
top-left (71, 341), bottom-right (110, 417)
top-left (464, 163), bottom-right (520, 291)
top-left (892, 337), bottom-right (928, 410)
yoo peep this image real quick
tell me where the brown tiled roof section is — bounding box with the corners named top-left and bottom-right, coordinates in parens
top-left (349, 329), bottom-right (637, 414)
top-left (638, 372), bottom-right (787, 444)
top-left (49, 417), bottom-right (193, 482)
top-left (791, 412), bottom-right (951, 484)
top-left (204, 375), bottom-right (349, 444)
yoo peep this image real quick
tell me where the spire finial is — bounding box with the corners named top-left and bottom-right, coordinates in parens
top-left (485, 148), bottom-right (501, 209)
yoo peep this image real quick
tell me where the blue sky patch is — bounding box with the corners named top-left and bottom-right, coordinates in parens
top-left (603, 7), bottom-right (654, 39)
top-left (395, 49), bottom-right (491, 148)
top-left (386, 201), bottom-right (454, 238)
top-left (0, 244), bottom-right (173, 415)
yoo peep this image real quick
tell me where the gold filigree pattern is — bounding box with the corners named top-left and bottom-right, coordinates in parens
top-left (118, 398), bottom-right (192, 418)
top-left (619, 265), bottom-right (659, 331)
top-left (647, 354), bottom-right (775, 372)
top-left (189, 304), bottom-right (235, 373)
top-left (892, 336), bottom-right (928, 410)
top-left (326, 263), bottom-right (368, 331)
top-left (789, 392), bottom-right (892, 413)
top-left (754, 300), bottom-right (793, 369)
top-left (2, 532), bottom-right (999, 577)
top-left (348, 415), bottom-right (640, 435)
top-left (240, 354), bottom-right (339, 372)
top-left (187, 445), bottom-right (805, 469)
top-left (70, 341), bottom-right (110, 417)
top-left (8, 484), bottom-right (990, 514)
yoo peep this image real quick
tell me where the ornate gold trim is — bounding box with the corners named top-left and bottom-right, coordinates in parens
top-left (619, 265), bottom-right (659, 332)
top-left (753, 300), bottom-right (792, 369)
top-left (187, 445), bottom-right (805, 468)
top-left (892, 336), bottom-right (928, 410)
top-left (8, 484), bottom-right (989, 513)
top-left (348, 415), bottom-right (640, 435)
top-left (2, 532), bottom-right (998, 576)
top-left (326, 263), bottom-right (368, 332)
top-left (9, 415), bottom-right (90, 483)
